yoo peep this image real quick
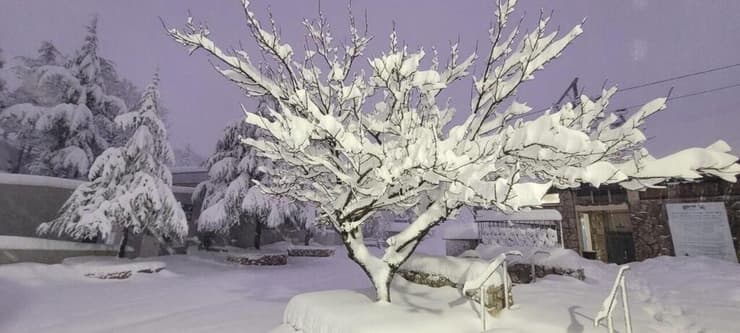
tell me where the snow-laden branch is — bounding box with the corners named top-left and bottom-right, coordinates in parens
top-left (170, 0), bottom-right (740, 302)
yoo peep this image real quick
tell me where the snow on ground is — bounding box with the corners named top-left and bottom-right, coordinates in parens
top-left (0, 248), bottom-right (369, 333)
top-left (0, 239), bottom-right (739, 333)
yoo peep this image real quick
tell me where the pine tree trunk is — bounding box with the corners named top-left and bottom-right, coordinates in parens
top-left (12, 145), bottom-right (27, 173)
top-left (254, 221), bottom-right (263, 250)
top-left (118, 227), bottom-right (129, 258)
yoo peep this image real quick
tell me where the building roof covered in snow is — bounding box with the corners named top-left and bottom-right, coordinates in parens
top-left (171, 167), bottom-right (208, 187)
top-left (474, 209), bottom-right (562, 223)
top-left (442, 223), bottom-right (479, 240)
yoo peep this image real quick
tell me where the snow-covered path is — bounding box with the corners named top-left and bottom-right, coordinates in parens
top-left (1, 247), bottom-right (739, 333)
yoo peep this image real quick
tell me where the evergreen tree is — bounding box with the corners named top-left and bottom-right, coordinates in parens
top-left (173, 144), bottom-right (205, 167)
top-left (1, 19), bottom-right (137, 177)
top-left (0, 46), bottom-right (6, 108)
top-left (67, 17), bottom-right (126, 148)
top-left (8, 41), bottom-right (67, 106)
top-left (38, 72), bottom-right (188, 257)
top-left (100, 57), bottom-right (143, 125)
top-left (194, 112), bottom-right (296, 249)
top-left (0, 39), bottom-right (105, 177)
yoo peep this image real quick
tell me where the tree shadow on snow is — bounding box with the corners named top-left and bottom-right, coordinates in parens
top-left (393, 282), bottom-right (444, 315)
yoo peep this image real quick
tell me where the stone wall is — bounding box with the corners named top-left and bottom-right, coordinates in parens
top-left (548, 190), bottom-right (580, 252)
top-left (629, 179), bottom-right (740, 262)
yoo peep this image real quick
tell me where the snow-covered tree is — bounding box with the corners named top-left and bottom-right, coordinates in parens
top-left (38, 73), bottom-right (188, 258)
top-left (0, 102), bottom-right (106, 177)
top-left (0, 46), bottom-right (7, 108)
top-left (195, 117), bottom-right (304, 249)
top-left (68, 17), bottom-right (127, 146)
top-left (169, 0), bottom-right (740, 302)
top-left (99, 58), bottom-right (142, 116)
top-left (0, 19), bottom-right (138, 177)
top-left (7, 41), bottom-right (68, 106)
top-left (173, 144), bottom-right (205, 167)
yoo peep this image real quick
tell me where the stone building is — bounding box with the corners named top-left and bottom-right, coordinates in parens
top-left (550, 176), bottom-right (740, 264)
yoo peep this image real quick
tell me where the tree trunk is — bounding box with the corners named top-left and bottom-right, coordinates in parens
top-left (341, 229), bottom-right (399, 303)
top-left (303, 229), bottom-right (312, 246)
top-left (254, 221), bottom-right (263, 250)
top-left (12, 145), bottom-right (28, 174)
top-left (340, 201), bottom-right (450, 303)
top-left (118, 227), bottom-right (130, 258)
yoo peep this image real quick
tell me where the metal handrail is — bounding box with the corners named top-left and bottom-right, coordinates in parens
top-left (594, 265), bottom-right (632, 333)
top-left (463, 250), bottom-right (522, 331)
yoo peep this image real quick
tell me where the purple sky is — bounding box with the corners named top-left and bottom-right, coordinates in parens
top-left (2, 0), bottom-right (740, 158)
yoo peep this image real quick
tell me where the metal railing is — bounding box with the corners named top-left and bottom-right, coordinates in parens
top-left (463, 250), bottom-right (522, 331)
top-left (594, 265), bottom-right (632, 333)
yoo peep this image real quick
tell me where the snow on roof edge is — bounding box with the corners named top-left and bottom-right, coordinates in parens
top-left (0, 235), bottom-right (120, 251)
top-left (171, 166), bottom-right (208, 174)
top-left (0, 173), bottom-right (84, 189)
top-left (442, 223), bottom-right (480, 240)
top-left (475, 208), bottom-right (562, 222)
top-left (0, 173), bottom-right (196, 194)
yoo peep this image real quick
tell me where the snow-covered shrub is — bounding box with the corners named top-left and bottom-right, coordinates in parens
top-left (479, 224), bottom-right (559, 248)
top-left (169, 0), bottom-right (740, 302)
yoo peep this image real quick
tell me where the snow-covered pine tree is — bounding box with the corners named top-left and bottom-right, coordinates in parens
top-left (67, 17), bottom-right (127, 148)
top-left (38, 72), bottom-right (188, 257)
top-left (0, 46), bottom-right (6, 108)
top-left (195, 114), bottom-right (306, 249)
top-left (99, 58), bottom-right (142, 117)
top-left (170, 0), bottom-right (740, 302)
top-left (0, 41), bottom-right (99, 175)
top-left (173, 144), bottom-right (205, 167)
top-left (7, 41), bottom-right (67, 106)
top-left (1, 19), bottom-right (137, 177)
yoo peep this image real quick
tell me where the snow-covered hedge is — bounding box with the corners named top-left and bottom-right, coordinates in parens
top-left (479, 224), bottom-right (559, 248)
top-left (401, 254), bottom-right (503, 287)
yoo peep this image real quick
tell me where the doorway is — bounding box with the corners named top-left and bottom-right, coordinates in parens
top-left (578, 210), bottom-right (636, 264)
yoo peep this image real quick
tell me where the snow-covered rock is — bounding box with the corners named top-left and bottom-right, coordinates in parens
top-left (62, 256), bottom-right (167, 279)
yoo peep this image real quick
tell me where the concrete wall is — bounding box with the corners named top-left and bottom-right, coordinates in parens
top-left (0, 181), bottom-right (74, 238)
top-left (0, 174), bottom-right (198, 262)
top-left (1, 249), bottom-right (117, 264)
